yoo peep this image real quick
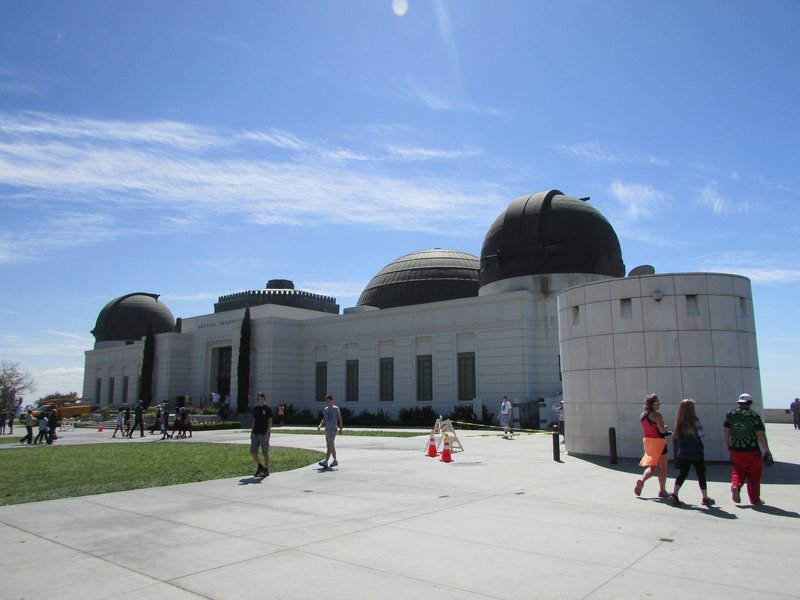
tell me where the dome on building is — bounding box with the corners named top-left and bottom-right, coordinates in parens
top-left (479, 190), bottom-right (625, 287)
top-left (91, 293), bottom-right (176, 343)
top-left (357, 249), bottom-right (480, 309)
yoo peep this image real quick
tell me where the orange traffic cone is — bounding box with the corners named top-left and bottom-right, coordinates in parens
top-left (97, 421), bottom-right (103, 433)
top-left (440, 437), bottom-right (453, 463)
top-left (426, 433), bottom-right (438, 457)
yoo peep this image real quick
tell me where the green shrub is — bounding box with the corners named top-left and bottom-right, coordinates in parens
top-left (397, 406), bottom-right (437, 426)
top-left (190, 421), bottom-right (242, 431)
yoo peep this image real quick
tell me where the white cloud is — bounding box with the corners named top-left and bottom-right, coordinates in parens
top-left (695, 181), bottom-right (752, 216)
top-left (0, 111), bottom-right (507, 263)
top-left (29, 366), bottom-right (85, 400)
top-left (557, 142), bottom-right (668, 166)
top-left (609, 180), bottom-right (666, 221)
top-left (695, 251), bottom-right (800, 284)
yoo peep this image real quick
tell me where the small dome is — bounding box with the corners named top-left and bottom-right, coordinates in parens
top-left (358, 249), bottom-right (480, 309)
top-left (480, 190), bottom-right (624, 287)
top-left (91, 293), bottom-right (175, 343)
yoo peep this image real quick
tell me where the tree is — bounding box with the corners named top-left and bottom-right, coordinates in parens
top-left (237, 307), bottom-right (251, 414)
top-left (0, 361), bottom-right (34, 415)
top-left (38, 391), bottom-right (79, 402)
top-left (139, 319), bottom-right (155, 408)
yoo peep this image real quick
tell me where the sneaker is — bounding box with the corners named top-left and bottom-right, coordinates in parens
top-left (254, 466), bottom-right (264, 478)
top-left (658, 490), bottom-right (669, 499)
top-left (731, 487), bottom-right (741, 503)
top-left (318, 461), bottom-right (328, 468)
top-left (701, 497), bottom-right (716, 507)
top-left (754, 498), bottom-right (765, 505)
top-left (330, 460), bottom-right (338, 467)
top-left (666, 493), bottom-right (681, 507)
top-left (634, 480), bottom-right (644, 497)
top-left (263, 469), bottom-right (269, 477)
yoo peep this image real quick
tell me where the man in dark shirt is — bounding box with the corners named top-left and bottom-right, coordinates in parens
top-left (250, 393), bottom-right (273, 478)
top-left (723, 393), bottom-right (772, 505)
top-left (130, 401), bottom-right (145, 437)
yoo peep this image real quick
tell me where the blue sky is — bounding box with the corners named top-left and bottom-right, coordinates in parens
top-left (1, 1), bottom-right (798, 407)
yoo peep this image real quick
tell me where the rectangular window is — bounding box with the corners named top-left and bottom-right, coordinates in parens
top-left (457, 352), bottom-right (476, 401)
top-left (739, 297), bottom-right (748, 318)
top-left (686, 294), bottom-right (700, 317)
top-left (315, 362), bottom-right (327, 401)
top-left (380, 357), bottom-right (394, 402)
top-left (416, 355), bottom-right (433, 402)
top-left (620, 298), bottom-right (632, 319)
top-left (122, 375), bottom-right (129, 404)
top-left (95, 378), bottom-right (102, 406)
top-left (108, 377), bottom-right (115, 405)
top-left (571, 306), bottom-right (580, 326)
top-left (346, 360), bottom-right (359, 402)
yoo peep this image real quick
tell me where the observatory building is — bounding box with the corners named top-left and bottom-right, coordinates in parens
top-left (83, 190), bottom-right (761, 459)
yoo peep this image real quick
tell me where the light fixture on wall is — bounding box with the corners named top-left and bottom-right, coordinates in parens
top-left (652, 290), bottom-right (664, 302)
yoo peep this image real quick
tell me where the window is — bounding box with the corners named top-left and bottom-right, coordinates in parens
top-left (315, 362), bottom-right (327, 401)
top-left (686, 295), bottom-right (700, 317)
top-left (739, 297), bottom-right (748, 318)
top-left (572, 306), bottom-right (580, 326)
top-left (416, 355), bottom-right (432, 402)
top-left (380, 357), bottom-right (394, 402)
top-left (346, 360), bottom-right (359, 402)
top-left (108, 377), bottom-right (115, 405)
top-left (122, 375), bottom-right (129, 404)
top-left (96, 378), bottom-right (103, 406)
top-left (620, 298), bottom-right (632, 319)
top-left (457, 352), bottom-right (476, 401)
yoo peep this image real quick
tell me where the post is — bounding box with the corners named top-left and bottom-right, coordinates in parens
top-left (552, 424), bottom-right (560, 461)
top-left (609, 427), bottom-right (618, 464)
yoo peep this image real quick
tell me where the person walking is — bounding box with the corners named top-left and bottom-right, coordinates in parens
top-left (33, 413), bottom-right (49, 444)
top-left (111, 407), bottom-right (125, 438)
top-left (666, 399), bottom-right (714, 507)
top-left (122, 405), bottom-right (132, 438)
top-left (129, 401), bottom-right (145, 437)
top-left (498, 395), bottom-right (513, 438)
top-left (556, 401), bottom-right (566, 442)
top-left (724, 393), bottom-right (772, 505)
top-left (19, 409), bottom-right (34, 444)
top-left (160, 408), bottom-right (171, 440)
top-left (634, 394), bottom-right (670, 499)
top-left (791, 398), bottom-right (800, 430)
top-left (317, 394), bottom-right (342, 468)
top-left (150, 405), bottom-right (162, 435)
top-left (0, 411), bottom-right (6, 435)
top-left (250, 393), bottom-right (273, 478)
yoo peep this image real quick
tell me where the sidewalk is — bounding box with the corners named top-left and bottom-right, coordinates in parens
top-left (1, 425), bottom-right (798, 600)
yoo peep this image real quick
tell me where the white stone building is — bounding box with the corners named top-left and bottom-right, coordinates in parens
top-left (83, 190), bottom-right (762, 458)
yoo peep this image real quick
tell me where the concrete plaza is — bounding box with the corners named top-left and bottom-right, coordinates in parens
top-left (1, 423), bottom-right (798, 600)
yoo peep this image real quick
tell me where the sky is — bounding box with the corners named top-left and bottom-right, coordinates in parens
top-left (1, 1), bottom-right (798, 408)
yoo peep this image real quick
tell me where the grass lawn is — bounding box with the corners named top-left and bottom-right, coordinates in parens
top-left (0, 443), bottom-right (323, 506)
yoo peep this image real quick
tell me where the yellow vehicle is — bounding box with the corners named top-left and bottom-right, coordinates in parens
top-left (32, 397), bottom-right (93, 422)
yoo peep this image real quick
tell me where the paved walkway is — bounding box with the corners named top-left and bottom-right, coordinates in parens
top-left (1, 424), bottom-right (798, 600)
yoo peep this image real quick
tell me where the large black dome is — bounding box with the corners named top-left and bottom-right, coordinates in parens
top-left (480, 190), bottom-right (624, 287)
top-left (91, 293), bottom-right (176, 343)
top-left (357, 249), bottom-right (480, 309)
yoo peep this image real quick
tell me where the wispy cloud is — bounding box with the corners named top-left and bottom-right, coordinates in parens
top-left (386, 145), bottom-right (480, 160)
top-left (608, 180), bottom-right (667, 221)
top-left (695, 181), bottom-right (752, 215)
top-left (391, 77), bottom-right (506, 117)
top-left (557, 142), bottom-right (668, 167)
top-left (0, 111), bottom-right (507, 263)
top-left (695, 251), bottom-right (800, 283)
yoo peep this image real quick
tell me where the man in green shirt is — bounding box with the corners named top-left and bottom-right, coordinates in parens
top-left (723, 393), bottom-right (772, 505)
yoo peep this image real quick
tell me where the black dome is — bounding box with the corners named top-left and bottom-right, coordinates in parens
top-left (480, 190), bottom-right (624, 287)
top-left (358, 249), bottom-right (480, 309)
top-left (92, 293), bottom-right (176, 343)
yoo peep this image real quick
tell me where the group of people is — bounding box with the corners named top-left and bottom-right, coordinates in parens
top-left (790, 398), bottom-right (800, 430)
top-left (110, 402), bottom-right (193, 440)
top-left (15, 407), bottom-right (58, 445)
top-left (248, 392), bottom-right (342, 479)
top-left (635, 392), bottom-right (772, 507)
top-left (0, 411), bottom-right (15, 435)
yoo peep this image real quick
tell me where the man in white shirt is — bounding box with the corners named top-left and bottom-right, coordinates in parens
top-left (498, 395), bottom-right (512, 438)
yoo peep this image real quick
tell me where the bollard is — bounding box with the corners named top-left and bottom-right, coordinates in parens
top-left (609, 427), bottom-right (618, 464)
top-left (552, 424), bottom-right (560, 461)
